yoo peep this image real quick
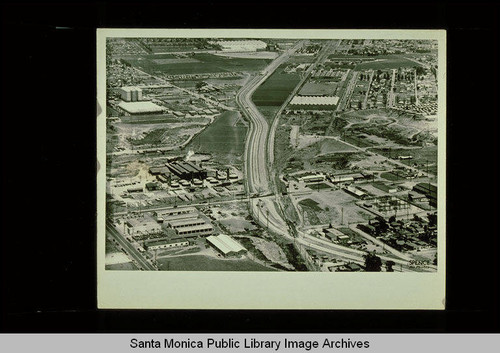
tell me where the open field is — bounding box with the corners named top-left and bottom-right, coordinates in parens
top-left (370, 146), bottom-right (437, 163)
top-left (338, 109), bottom-right (437, 146)
top-left (354, 57), bottom-right (423, 71)
top-left (156, 254), bottom-right (276, 271)
top-left (318, 139), bottom-right (358, 154)
top-left (189, 111), bottom-right (247, 159)
top-left (256, 106), bottom-right (280, 122)
top-left (106, 262), bottom-right (138, 270)
top-left (123, 53), bottom-right (271, 75)
top-left (299, 198), bottom-right (323, 212)
top-left (213, 51), bottom-right (279, 59)
top-left (252, 67), bottom-right (301, 106)
top-left (296, 189), bottom-right (374, 226)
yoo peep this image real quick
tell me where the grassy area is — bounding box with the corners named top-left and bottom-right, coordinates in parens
top-left (370, 146), bottom-right (437, 169)
top-left (299, 198), bottom-right (323, 212)
top-left (282, 243), bottom-right (308, 271)
top-left (353, 56), bottom-right (423, 71)
top-left (128, 128), bottom-right (167, 146)
top-left (380, 172), bottom-right (404, 181)
top-left (123, 53), bottom-right (270, 75)
top-left (252, 66), bottom-right (301, 106)
top-left (319, 139), bottom-right (358, 154)
top-left (106, 105), bottom-right (121, 117)
top-left (189, 111), bottom-right (247, 158)
top-left (157, 255), bottom-right (276, 271)
top-left (256, 106), bottom-right (280, 123)
top-left (105, 262), bottom-right (138, 270)
top-left (315, 182), bottom-right (332, 190)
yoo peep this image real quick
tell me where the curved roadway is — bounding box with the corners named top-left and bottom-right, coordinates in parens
top-left (236, 41), bottom-right (428, 272)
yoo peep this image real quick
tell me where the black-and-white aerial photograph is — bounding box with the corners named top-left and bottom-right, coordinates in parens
top-left (101, 32), bottom-right (443, 274)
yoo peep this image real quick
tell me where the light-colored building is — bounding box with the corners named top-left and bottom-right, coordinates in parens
top-left (154, 207), bottom-right (197, 220)
top-left (324, 228), bottom-right (350, 243)
top-left (343, 185), bottom-right (367, 199)
top-left (206, 234), bottom-right (247, 257)
top-left (125, 218), bottom-right (162, 235)
top-left (298, 174), bottom-right (325, 183)
top-left (168, 218), bottom-right (206, 229)
top-left (144, 237), bottom-right (189, 250)
top-left (290, 95), bottom-right (340, 106)
top-left (214, 40), bottom-right (267, 52)
top-left (175, 223), bottom-right (213, 237)
top-left (117, 101), bottom-right (164, 114)
top-left (158, 213), bottom-right (198, 224)
top-left (120, 86), bottom-right (143, 102)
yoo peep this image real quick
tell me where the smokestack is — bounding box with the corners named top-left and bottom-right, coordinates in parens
top-left (226, 168), bottom-right (230, 180)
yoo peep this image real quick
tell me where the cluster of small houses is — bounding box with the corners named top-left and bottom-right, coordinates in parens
top-left (357, 215), bottom-right (437, 252)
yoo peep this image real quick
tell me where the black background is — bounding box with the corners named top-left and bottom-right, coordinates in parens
top-left (1, 2), bottom-right (499, 333)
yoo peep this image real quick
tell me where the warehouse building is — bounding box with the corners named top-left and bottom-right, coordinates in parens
top-left (298, 174), bottom-right (325, 183)
top-left (154, 207), bottom-right (197, 222)
top-left (166, 161), bottom-right (207, 180)
top-left (329, 173), bottom-right (366, 184)
top-left (144, 237), bottom-right (189, 250)
top-left (118, 101), bottom-right (164, 115)
top-left (175, 224), bottom-right (214, 237)
top-left (160, 214), bottom-right (198, 224)
top-left (214, 40), bottom-right (267, 52)
top-left (206, 234), bottom-right (247, 257)
top-left (289, 95), bottom-right (340, 106)
top-left (168, 218), bottom-right (206, 229)
top-left (324, 227), bottom-right (350, 244)
top-left (343, 185), bottom-right (367, 199)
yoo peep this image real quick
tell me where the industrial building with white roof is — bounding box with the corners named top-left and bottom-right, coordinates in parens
top-left (206, 234), bottom-right (247, 257)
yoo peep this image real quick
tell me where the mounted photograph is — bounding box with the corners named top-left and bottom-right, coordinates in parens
top-left (97, 29), bottom-right (446, 309)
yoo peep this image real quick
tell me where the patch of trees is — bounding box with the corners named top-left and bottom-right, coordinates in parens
top-left (364, 252), bottom-right (382, 272)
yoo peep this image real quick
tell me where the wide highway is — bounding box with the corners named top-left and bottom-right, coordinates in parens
top-left (236, 40), bottom-right (427, 272)
top-left (237, 40), bottom-right (306, 195)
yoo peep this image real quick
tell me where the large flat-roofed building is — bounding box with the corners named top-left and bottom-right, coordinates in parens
top-left (157, 213), bottom-right (199, 224)
top-left (175, 224), bottom-right (213, 237)
top-left (290, 95), bottom-right (340, 106)
top-left (214, 40), bottom-right (267, 52)
top-left (119, 86), bottom-right (143, 102)
top-left (206, 234), bottom-right (247, 257)
top-left (298, 174), bottom-right (325, 183)
top-left (168, 218), bottom-right (206, 229)
top-left (343, 185), bottom-right (367, 199)
top-left (144, 237), bottom-right (189, 250)
top-left (324, 227), bottom-right (350, 243)
top-left (118, 101), bottom-right (164, 115)
top-left (166, 161), bottom-right (207, 180)
top-left (125, 218), bottom-right (162, 235)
